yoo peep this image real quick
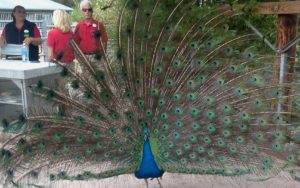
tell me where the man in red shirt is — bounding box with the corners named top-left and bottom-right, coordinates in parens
top-left (74, 0), bottom-right (108, 73)
top-left (74, 0), bottom-right (108, 54)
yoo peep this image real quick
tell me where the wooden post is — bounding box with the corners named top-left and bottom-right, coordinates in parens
top-left (273, 0), bottom-right (298, 114)
top-left (234, 1), bottom-right (300, 116)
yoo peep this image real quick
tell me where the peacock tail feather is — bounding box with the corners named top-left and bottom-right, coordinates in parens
top-left (1, 0), bottom-right (300, 187)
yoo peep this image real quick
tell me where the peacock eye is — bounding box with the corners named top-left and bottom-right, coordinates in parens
top-left (50, 174), bottom-right (56, 180)
top-left (31, 171), bottom-right (39, 177)
top-left (117, 52), bottom-right (122, 58)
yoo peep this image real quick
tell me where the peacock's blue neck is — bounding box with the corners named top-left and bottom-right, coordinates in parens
top-left (134, 129), bottom-right (164, 179)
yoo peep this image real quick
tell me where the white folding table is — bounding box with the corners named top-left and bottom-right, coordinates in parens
top-left (0, 60), bottom-right (62, 120)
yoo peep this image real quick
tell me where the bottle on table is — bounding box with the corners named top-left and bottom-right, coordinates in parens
top-left (21, 43), bottom-right (27, 63)
top-left (22, 29), bottom-right (29, 62)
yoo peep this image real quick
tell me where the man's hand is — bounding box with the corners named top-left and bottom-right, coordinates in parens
top-left (24, 37), bottom-right (42, 46)
top-left (23, 37), bottom-right (32, 46)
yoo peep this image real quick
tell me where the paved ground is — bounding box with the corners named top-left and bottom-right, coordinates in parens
top-left (0, 156), bottom-right (290, 187)
top-left (17, 172), bottom-right (299, 188)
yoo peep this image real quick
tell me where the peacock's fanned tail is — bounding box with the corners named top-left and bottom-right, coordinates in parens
top-left (1, 0), bottom-right (300, 186)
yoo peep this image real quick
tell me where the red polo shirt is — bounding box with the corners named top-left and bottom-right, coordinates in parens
top-left (47, 28), bottom-right (74, 63)
top-left (74, 19), bottom-right (108, 54)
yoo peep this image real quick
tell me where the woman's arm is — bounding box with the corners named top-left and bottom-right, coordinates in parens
top-left (47, 46), bottom-right (54, 61)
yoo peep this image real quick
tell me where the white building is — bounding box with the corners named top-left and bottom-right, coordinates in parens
top-left (0, 0), bottom-right (72, 29)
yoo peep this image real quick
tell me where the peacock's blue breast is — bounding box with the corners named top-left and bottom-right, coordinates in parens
top-left (134, 139), bottom-right (164, 179)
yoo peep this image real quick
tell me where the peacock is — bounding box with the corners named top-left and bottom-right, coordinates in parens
top-left (2, 0), bottom-right (300, 187)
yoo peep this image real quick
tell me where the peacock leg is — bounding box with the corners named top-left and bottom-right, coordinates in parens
top-left (157, 178), bottom-right (163, 188)
top-left (144, 179), bottom-right (149, 188)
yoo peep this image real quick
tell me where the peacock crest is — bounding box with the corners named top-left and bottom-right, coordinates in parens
top-left (1, 0), bottom-right (300, 187)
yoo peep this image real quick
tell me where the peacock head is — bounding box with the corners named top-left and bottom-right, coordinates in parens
top-left (143, 127), bottom-right (149, 141)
